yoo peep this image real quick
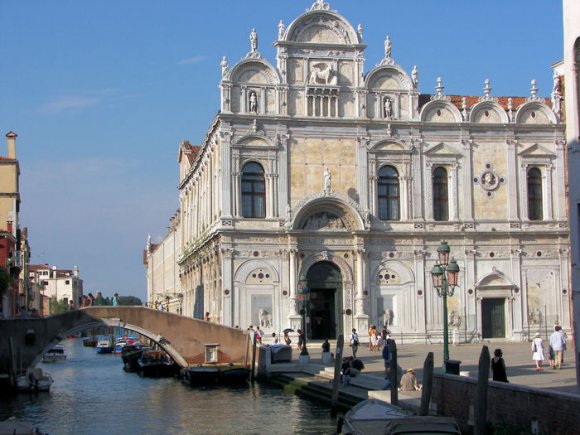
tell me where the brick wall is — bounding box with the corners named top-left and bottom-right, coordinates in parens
top-left (432, 373), bottom-right (580, 434)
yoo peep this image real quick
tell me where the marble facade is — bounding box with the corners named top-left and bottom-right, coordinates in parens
top-left (147, 1), bottom-right (570, 343)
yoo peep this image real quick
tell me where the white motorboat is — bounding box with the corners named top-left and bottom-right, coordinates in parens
top-left (16, 367), bottom-right (54, 392)
top-left (337, 399), bottom-right (461, 435)
top-left (337, 399), bottom-right (409, 434)
top-left (42, 344), bottom-right (67, 363)
top-left (96, 336), bottom-right (114, 354)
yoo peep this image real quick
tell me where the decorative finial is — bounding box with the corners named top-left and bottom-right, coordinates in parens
top-left (436, 77), bottom-right (444, 96)
top-left (384, 36), bottom-right (392, 59)
top-left (483, 79), bottom-right (491, 97)
top-left (461, 97), bottom-right (468, 121)
top-left (507, 97), bottom-right (514, 122)
top-left (412, 65), bottom-right (418, 88)
top-left (252, 119), bottom-right (258, 132)
top-left (357, 24), bottom-right (363, 41)
top-left (278, 20), bottom-right (285, 40)
top-left (530, 79), bottom-right (538, 98)
top-left (220, 56), bottom-right (228, 76)
top-left (250, 28), bottom-right (258, 52)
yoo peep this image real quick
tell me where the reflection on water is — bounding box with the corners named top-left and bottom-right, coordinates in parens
top-left (1, 339), bottom-right (336, 434)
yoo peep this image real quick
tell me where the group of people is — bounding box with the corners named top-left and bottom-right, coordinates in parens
top-left (531, 325), bottom-right (567, 371)
top-left (80, 291), bottom-right (118, 308)
top-left (367, 325), bottom-right (390, 352)
top-left (341, 356), bottom-right (365, 385)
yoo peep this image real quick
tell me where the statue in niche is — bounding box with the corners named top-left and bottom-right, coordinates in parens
top-left (250, 28), bottom-right (258, 52)
top-left (249, 91), bottom-right (258, 114)
top-left (383, 308), bottom-right (394, 327)
top-left (552, 71), bottom-right (561, 94)
top-left (309, 64), bottom-right (337, 85)
top-left (448, 310), bottom-right (462, 328)
top-left (528, 307), bottom-right (542, 325)
top-left (383, 97), bottom-right (392, 119)
top-left (278, 20), bottom-right (285, 40)
top-left (323, 167), bottom-right (331, 194)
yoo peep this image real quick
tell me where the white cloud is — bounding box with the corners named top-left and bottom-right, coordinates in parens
top-left (38, 89), bottom-right (116, 114)
top-left (178, 55), bottom-right (205, 65)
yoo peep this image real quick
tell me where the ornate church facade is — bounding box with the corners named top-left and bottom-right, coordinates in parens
top-left (146, 1), bottom-right (570, 343)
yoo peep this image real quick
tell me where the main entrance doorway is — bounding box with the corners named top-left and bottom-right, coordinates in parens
top-left (482, 298), bottom-right (506, 339)
top-left (305, 261), bottom-right (342, 340)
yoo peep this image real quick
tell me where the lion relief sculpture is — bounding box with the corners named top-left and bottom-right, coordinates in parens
top-left (258, 308), bottom-right (272, 328)
top-left (309, 63), bottom-right (337, 86)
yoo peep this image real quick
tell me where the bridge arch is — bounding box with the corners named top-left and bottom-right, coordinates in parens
top-left (1, 307), bottom-right (249, 374)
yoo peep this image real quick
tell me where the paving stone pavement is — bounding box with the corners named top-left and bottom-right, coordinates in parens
top-left (291, 339), bottom-right (579, 395)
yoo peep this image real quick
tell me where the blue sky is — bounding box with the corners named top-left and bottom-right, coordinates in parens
top-left (0, 1), bottom-right (563, 301)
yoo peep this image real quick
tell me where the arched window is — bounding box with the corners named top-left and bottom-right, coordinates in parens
top-left (378, 165), bottom-right (400, 221)
top-left (433, 167), bottom-right (449, 221)
top-left (241, 162), bottom-right (265, 218)
top-left (527, 167), bottom-right (543, 221)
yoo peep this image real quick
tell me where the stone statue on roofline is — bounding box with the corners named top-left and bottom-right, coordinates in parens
top-left (250, 28), bottom-right (258, 52)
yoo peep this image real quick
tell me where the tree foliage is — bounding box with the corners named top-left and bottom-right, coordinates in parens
top-left (48, 296), bottom-right (68, 315)
top-left (118, 296), bottom-right (143, 306)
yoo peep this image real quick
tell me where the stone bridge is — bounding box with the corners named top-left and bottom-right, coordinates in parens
top-left (0, 306), bottom-right (250, 375)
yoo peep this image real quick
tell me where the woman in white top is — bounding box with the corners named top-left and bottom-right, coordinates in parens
top-left (532, 332), bottom-right (545, 371)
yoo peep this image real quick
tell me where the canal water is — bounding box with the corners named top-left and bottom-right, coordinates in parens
top-left (0, 338), bottom-right (337, 434)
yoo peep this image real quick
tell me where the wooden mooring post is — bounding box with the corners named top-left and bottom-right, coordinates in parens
top-left (419, 352), bottom-right (434, 416)
top-left (330, 334), bottom-right (344, 416)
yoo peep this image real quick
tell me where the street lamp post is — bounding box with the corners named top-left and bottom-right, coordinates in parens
top-left (430, 240), bottom-right (460, 370)
top-left (298, 274), bottom-right (310, 359)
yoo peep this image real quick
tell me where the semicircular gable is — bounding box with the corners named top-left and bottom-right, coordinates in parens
top-left (475, 268), bottom-right (516, 289)
top-left (420, 100), bottom-right (462, 123)
top-left (229, 60), bottom-right (279, 85)
top-left (234, 259), bottom-right (280, 283)
top-left (236, 135), bottom-right (275, 147)
top-left (514, 102), bottom-right (556, 125)
top-left (285, 10), bottom-right (358, 45)
top-left (292, 196), bottom-right (365, 232)
top-left (371, 140), bottom-right (407, 152)
top-left (469, 101), bottom-right (509, 124)
top-left (366, 66), bottom-right (412, 91)
top-left (373, 261), bottom-right (415, 285)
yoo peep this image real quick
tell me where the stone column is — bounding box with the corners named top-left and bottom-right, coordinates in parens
top-left (357, 137), bottom-right (370, 210)
top-left (545, 163), bottom-right (554, 220)
top-left (554, 140), bottom-right (567, 220)
top-left (506, 139), bottom-right (519, 221)
top-left (425, 163), bottom-right (434, 220)
top-left (461, 139), bottom-right (474, 222)
top-left (220, 131), bottom-right (233, 218)
top-left (520, 163), bottom-right (529, 220)
top-left (450, 163), bottom-right (459, 221)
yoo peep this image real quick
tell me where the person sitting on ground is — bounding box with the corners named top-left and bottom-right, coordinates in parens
top-left (350, 358), bottom-right (365, 377)
top-left (341, 356), bottom-right (353, 385)
top-left (271, 332), bottom-right (279, 344)
top-left (399, 368), bottom-right (421, 391)
top-left (283, 331), bottom-right (292, 346)
top-left (322, 339), bottom-right (330, 353)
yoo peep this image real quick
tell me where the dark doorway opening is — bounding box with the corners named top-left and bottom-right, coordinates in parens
top-left (482, 298), bottom-right (506, 339)
top-left (305, 261), bottom-right (342, 340)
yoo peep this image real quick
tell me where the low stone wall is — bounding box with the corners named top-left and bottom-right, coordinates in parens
top-left (432, 373), bottom-right (580, 434)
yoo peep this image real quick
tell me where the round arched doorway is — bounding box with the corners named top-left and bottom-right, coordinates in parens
top-left (304, 261), bottom-right (343, 340)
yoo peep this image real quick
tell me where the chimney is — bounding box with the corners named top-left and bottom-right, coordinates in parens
top-left (5, 131), bottom-right (17, 159)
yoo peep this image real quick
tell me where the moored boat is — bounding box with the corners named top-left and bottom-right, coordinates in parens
top-left (136, 350), bottom-right (177, 377)
top-left (42, 344), bottom-right (67, 363)
top-left (121, 344), bottom-right (150, 372)
top-left (114, 336), bottom-right (139, 354)
top-left (182, 365), bottom-right (220, 386)
top-left (82, 336), bottom-right (98, 347)
top-left (96, 336), bottom-right (114, 354)
top-left (218, 364), bottom-right (251, 385)
top-left (337, 399), bottom-right (409, 434)
top-left (16, 367), bottom-right (54, 392)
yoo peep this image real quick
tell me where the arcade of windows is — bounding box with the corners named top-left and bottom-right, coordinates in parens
top-left (240, 161), bottom-right (545, 222)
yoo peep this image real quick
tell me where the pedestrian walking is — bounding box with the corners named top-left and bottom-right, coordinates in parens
top-left (491, 348), bottom-right (509, 382)
top-left (350, 328), bottom-right (359, 358)
top-left (532, 332), bottom-right (545, 371)
top-left (549, 326), bottom-right (566, 369)
top-left (112, 293), bottom-right (119, 307)
top-left (297, 329), bottom-right (305, 351)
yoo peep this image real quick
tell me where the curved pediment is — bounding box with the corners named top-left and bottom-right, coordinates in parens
top-left (420, 100), bottom-right (463, 123)
top-left (366, 65), bottom-right (413, 92)
top-left (514, 101), bottom-right (556, 125)
top-left (290, 193), bottom-right (366, 232)
top-left (285, 6), bottom-right (359, 46)
top-left (227, 59), bottom-right (280, 85)
top-left (469, 101), bottom-right (509, 124)
top-left (475, 268), bottom-right (516, 289)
